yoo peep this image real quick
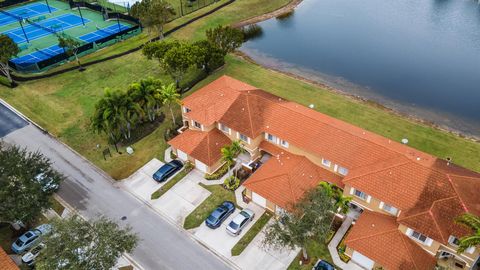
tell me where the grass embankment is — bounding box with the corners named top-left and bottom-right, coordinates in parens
top-left (231, 211), bottom-right (272, 256)
top-left (151, 167), bottom-right (192, 199)
top-left (183, 184), bottom-right (237, 230)
top-left (49, 197), bottom-right (66, 216)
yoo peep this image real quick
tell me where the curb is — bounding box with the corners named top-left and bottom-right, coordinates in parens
top-left (119, 181), bottom-right (241, 270)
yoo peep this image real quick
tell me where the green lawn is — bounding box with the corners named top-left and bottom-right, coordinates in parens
top-left (183, 184), bottom-right (237, 230)
top-left (49, 197), bottom-right (66, 216)
top-left (151, 167), bottom-right (192, 199)
top-left (0, 0), bottom-right (293, 180)
top-left (231, 211), bottom-right (272, 256)
top-left (287, 240), bottom-right (333, 270)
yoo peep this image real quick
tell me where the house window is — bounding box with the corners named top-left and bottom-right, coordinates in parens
top-left (354, 189), bottom-right (368, 200)
top-left (267, 133), bottom-right (277, 143)
top-left (239, 133), bottom-right (249, 143)
top-left (382, 203), bottom-right (398, 215)
top-left (338, 166), bottom-right (349, 176)
top-left (219, 123), bottom-right (230, 133)
top-left (183, 107), bottom-right (191, 113)
top-left (322, 159), bottom-right (331, 167)
top-left (448, 236), bottom-right (461, 247)
top-left (280, 139), bottom-right (289, 148)
top-left (410, 230), bottom-right (428, 243)
top-left (193, 121), bottom-right (201, 129)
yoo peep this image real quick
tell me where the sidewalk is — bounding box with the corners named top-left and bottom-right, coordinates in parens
top-left (327, 216), bottom-right (364, 270)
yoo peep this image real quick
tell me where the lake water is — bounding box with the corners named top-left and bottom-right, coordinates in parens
top-left (240, 0), bottom-right (480, 137)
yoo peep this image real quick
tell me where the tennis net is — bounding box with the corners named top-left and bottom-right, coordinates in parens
top-left (0, 10), bottom-right (58, 35)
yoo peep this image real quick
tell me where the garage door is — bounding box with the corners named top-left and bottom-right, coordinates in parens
top-left (195, 159), bottom-right (208, 173)
top-left (252, 192), bottom-right (267, 207)
top-left (177, 149), bottom-right (188, 161)
top-left (352, 251), bottom-right (375, 269)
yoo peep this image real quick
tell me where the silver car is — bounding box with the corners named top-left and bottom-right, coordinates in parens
top-left (21, 243), bottom-right (45, 266)
top-left (226, 209), bottom-right (255, 236)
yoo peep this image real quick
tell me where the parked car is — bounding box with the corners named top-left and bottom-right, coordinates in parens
top-left (152, 160), bottom-right (183, 182)
top-left (21, 243), bottom-right (45, 266)
top-left (34, 172), bottom-right (60, 193)
top-left (226, 208), bottom-right (255, 236)
top-left (205, 201), bottom-right (235, 229)
top-left (12, 224), bottom-right (52, 254)
top-left (312, 259), bottom-right (335, 270)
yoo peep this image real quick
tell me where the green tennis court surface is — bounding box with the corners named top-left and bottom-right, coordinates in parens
top-left (0, 0), bottom-right (139, 72)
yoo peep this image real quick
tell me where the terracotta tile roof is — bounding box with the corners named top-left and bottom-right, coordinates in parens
top-left (185, 76), bottom-right (480, 246)
top-left (345, 211), bottom-right (436, 270)
top-left (243, 142), bottom-right (343, 209)
top-left (0, 247), bottom-right (18, 270)
top-left (168, 128), bottom-right (231, 166)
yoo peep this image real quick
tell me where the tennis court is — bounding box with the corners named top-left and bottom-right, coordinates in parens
top-left (0, 2), bottom-right (57, 27)
top-left (3, 13), bottom-right (90, 43)
top-left (0, 0), bottom-right (139, 72)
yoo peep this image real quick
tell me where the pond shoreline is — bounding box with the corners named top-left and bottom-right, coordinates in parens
top-left (232, 0), bottom-right (302, 28)
top-left (234, 51), bottom-right (480, 142)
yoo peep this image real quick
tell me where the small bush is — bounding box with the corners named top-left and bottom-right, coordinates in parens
top-left (204, 163), bottom-right (230, 180)
top-left (242, 24), bottom-right (263, 41)
top-left (0, 76), bottom-right (12, 87)
top-left (223, 175), bottom-right (240, 191)
top-left (170, 150), bottom-right (177, 160)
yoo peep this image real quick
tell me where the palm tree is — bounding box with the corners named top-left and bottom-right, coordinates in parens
top-left (319, 181), bottom-right (352, 214)
top-left (127, 78), bottom-right (163, 122)
top-left (221, 145), bottom-right (236, 176)
top-left (160, 83), bottom-right (180, 126)
top-left (119, 95), bottom-right (142, 140)
top-left (455, 213), bottom-right (480, 253)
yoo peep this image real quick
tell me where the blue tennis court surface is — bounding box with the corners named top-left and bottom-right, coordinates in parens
top-left (0, 3), bottom-right (57, 27)
top-left (11, 44), bottom-right (64, 65)
top-left (79, 24), bottom-right (130, 42)
top-left (3, 14), bottom-right (90, 44)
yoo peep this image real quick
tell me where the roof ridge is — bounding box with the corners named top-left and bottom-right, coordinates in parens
top-left (246, 172), bottom-right (290, 184)
top-left (343, 158), bottom-right (411, 182)
top-left (346, 227), bottom-right (398, 243)
top-left (243, 92), bottom-right (256, 138)
top-left (446, 174), bottom-right (470, 213)
top-left (399, 234), bottom-right (421, 270)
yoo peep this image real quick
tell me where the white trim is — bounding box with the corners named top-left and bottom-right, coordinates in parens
top-left (425, 237), bottom-right (433, 247)
top-left (379, 201), bottom-right (384, 209)
top-left (366, 195), bottom-right (371, 203)
top-left (466, 246), bottom-right (475, 254)
top-left (349, 187), bottom-right (355, 195)
top-left (334, 164), bottom-right (338, 172)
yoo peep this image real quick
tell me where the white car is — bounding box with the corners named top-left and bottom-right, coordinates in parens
top-left (21, 243), bottom-right (45, 266)
top-left (226, 209), bottom-right (255, 236)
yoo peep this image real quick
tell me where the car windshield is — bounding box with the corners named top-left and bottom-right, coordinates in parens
top-left (24, 232), bottom-right (33, 238)
top-left (31, 245), bottom-right (42, 254)
top-left (228, 221), bottom-right (239, 229)
top-left (15, 239), bottom-right (24, 246)
top-left (239, 211), bottom-right (250, 218)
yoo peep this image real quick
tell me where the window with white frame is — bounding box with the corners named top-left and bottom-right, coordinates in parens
top-left (408, 229), bottom-right (431, 245)
top-left (321, 158), bottom-right (331, 167)
top-left (183, 107), bottom-right (191, 113)
top-left (381, 203), bottom-right (398, 215)
top-left (280, 139), bottom-right (289, 148)
top-left (338, 166), bottom-right (349, 176)
top-left (448, 235), bottom-right (461, 247)
top-left (219, 123), bottom-right (230, 133)
top-left (354, 189), bottom-right (368, 200)
top-left (193, 121), bottom-right (201, 129)
top-left (266, 133), bottom-right (277, 143)
top-left (239, 133), bottom-right (249, 143)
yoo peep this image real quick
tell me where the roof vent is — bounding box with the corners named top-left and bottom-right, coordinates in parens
top-left (416, 157), bottom-right (421, 161)
top-left (309, 104), bottom-right (314, 109)
top-left (401, 138), bottom-right (409, 144)
top-left (278, 98), bottom-right (282, 101)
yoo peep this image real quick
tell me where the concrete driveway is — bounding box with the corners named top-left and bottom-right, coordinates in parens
top-left (194, 203), bottom-right (265, 258)
top-left (152, 170), bottom-right (210, 226)
top-left (233, 220), bottom-right (300, 270)
top-left (122, 158), bottom-right (166, 201)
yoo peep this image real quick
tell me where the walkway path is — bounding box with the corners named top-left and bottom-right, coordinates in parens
top-left (327, 216), bottom-right (364, 270)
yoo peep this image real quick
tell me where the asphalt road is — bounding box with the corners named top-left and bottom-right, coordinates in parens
top-left (0, 102), bottom-right (27, 137)
top-left (0, 104), bottom-right (231, 270)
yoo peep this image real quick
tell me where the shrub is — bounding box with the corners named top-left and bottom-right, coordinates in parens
top-left (204, 163), bottom-right (230, 180)
top-left (170, 150), bottom-right (177, 160)
top-left (242, 24), bottom-right (263, 41)
top-left (223, 175), bottom-right (240, 191)
top-left (183, 161), bottom-right (194, 172)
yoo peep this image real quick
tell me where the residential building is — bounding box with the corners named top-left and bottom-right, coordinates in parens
top-left (168, 75), bottom-right (480, 270)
